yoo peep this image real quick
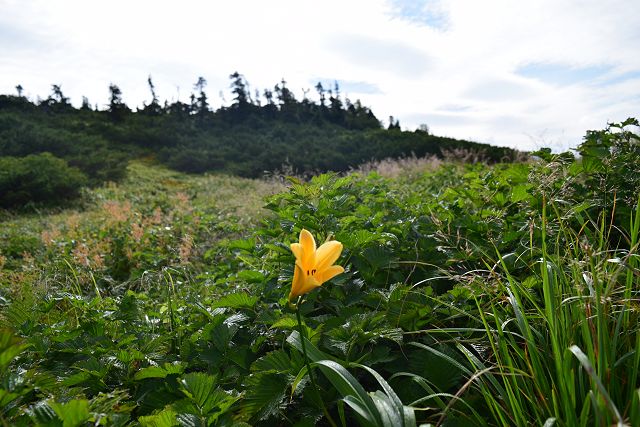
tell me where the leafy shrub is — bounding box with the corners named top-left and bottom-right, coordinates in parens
top-left (0, 152), bottom-right (88, 208)
top-left (574, 117), bottom-right (640, 207)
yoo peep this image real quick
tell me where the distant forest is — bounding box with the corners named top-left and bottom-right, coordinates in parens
top-left (0, 73), bottom-right (520, 207)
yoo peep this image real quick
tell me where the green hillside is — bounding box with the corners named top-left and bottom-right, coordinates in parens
top-left (0, 119), bottom-right (638, 425)
top-left (1, 76), bottom-right (519, 208)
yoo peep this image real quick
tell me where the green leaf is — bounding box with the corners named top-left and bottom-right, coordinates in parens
top-left (134, 363), bottom-right (185, 381)
top-left (179, 372), bottom-right (219, 414)
top-left (49, 399), bottom-right (91, 427)
top-left (61, 371), bottom-right (94, 387)
top-left (370, 391), bottom-right (397, 427)
top-left (211, 292), bottom-right (258, 309)
top-left (28, 401), bottom-right (58, 424)
top-left (311, 360), bottom-right (381, 426)
top-left (0, 389), bottom-right (19, 408)
top-left (363, 246), bottom-right (393, 270)
top-left (252, 349), bottom-right (292, 373)
top-left (510, 184), bottom-right (531, 203)
top-left (342, 395), bottom-right (378, 427)
top-left (240, 372), bottom-right (288, 421)
top-left (287, 331), bottom-right (336, 364)
top-left (0, 329), bottom-right (29, 371)
top-left (287, 333), bottom-right (384, 427)
top-left (355, 363), bottom-right (415, 427)
top-left (175, 413), bottom-right (203, 427)
top-left (237, 270), bottom-right (266, 284)
top-left (569, 345), bottom-right (623, 424)
top-left (290, 365), bottom-right (309, 397)
top-left (227, 238), bottom-right (256, 252)
top-left (138, 408), bottom-right (179, 427)
top-left (270, 317), bottom-right (298, 330)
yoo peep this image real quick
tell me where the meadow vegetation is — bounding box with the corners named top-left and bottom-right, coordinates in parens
top-left (1, 75), bottom-right (518, 209)
top-left (0, 118), bottom-right (639, 426)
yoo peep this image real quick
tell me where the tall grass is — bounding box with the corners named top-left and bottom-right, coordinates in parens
top-left (446, 197), bottom-right (640, 426)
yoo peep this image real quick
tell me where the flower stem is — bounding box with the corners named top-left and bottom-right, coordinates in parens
top-left (295, 300), bottom-right (337, 427)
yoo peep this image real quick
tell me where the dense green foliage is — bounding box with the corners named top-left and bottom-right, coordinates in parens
top-left (0, 152), bottom-right (88, 208)
top-left (1, 76), bottom-right (518, 208)
top-left (0, 119), bottom-right (638, 426)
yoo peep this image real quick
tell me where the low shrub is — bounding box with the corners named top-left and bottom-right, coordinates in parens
top-left (0, 152), bottom-right (88, 208)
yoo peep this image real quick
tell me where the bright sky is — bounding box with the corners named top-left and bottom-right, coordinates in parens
top-left (1, 0), bottom-right (639, 151)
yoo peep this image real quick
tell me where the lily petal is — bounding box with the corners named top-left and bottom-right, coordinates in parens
top-left (315, 241), bottom-right (343, 272)
top-left (290, 243), bottom-right (303, 262)
top-left (295, 274), bottom-right (322, 298)
top-left (318, 265), bottom-right (344, 284)
top-left (299, 229), bottom-right (316, 263)
top-left (289, 263), bottom-right (305, 301)
top-left (299, 229), bottom-right (316, 267)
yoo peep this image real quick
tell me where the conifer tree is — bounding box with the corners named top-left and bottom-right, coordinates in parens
top-left (108, 83), bottom-right (129, 120)
top-left (193, 77), bottom-right (209, 117)
top-left (81, 96), bottom-right (91, 111)
top-left (315, 82), bottom-right (326, 107)
top-left (229, 71), bottom-right (249, 107)
top-left (50, 84), bottom-right (70, 105)
top-left (142, 75), bottom-right (162, 115)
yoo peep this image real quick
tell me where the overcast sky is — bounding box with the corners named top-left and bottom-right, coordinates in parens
top-left (1, 0), bottom-right (639, 151)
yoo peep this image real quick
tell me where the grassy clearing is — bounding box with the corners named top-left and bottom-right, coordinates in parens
top-left (0, 160), bottom-right (284, 300)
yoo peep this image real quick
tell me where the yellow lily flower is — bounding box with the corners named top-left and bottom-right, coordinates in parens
top-left (289, 229), bottom-right (344, 302)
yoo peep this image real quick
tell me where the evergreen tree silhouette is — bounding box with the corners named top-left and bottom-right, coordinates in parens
top-left (315, 82), bottom-right (326, 107)
top-left (254, 89), bottom-right (261, 107)
top-left (263, 89), bottom-right (274, 105)
top-left (328, 82), bottom-right (344, 124)
top-left (229, 71), bottom-right (249, 108)
top-left (148, 75), bottom-right (158, 105)
top-left (50, 84), bottom-right (70, 106)
top-left (193, 77), bottom-right (209, 118)
top-left (81, 96), bottom-right (92, 111)
top-left (39, 84), bottom-right (70, 112)
top-left (108, 83), bottom-right (129, 121)
top-left (387, 115), bottom-right (400, 130)
top-left (142, 75), bottom-right (162, 115)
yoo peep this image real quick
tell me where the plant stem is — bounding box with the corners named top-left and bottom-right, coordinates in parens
top-left (295, 300), bottom-right (337, 427)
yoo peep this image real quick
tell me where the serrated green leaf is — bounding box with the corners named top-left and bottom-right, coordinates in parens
top-left (180, 372), bottom-right (218, 413)
top-left (269, 317), bottom-right (298, 330)
top-left (138, 408), bottom-right (179, 427)
top-left (28, 401), bottom-right (58, 424)
top-left (62, 371), bottom-right (93, 387)
top-left (363, 246), bottom-right (393, 269)
top-left (511, 184), bottom-right (531, 203)
top-left (240, 372), bottom-right (288, 421)
top-left (252, 349), bottom-right (292, 373)
top-left (175, 412), bottom-right (203, 427)
top-left (212, 292), bottom-right (258, 309)
top-left (237, 270), bottom-right (266, 284)
top-left (49, 399), bottom-right (90, 427)
top-left (135, 363), bottom-right (184, 381)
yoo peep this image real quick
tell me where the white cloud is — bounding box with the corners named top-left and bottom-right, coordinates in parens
top-left (0, 0), bottom-right (638, 151)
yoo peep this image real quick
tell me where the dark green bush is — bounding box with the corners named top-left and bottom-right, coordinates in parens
top-left (574, 117), bottom-right (640, 208)
top-left (0, 152), bottom-right (88, 208)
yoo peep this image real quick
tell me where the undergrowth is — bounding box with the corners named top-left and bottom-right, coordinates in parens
top-left (0, 119), bottom-right (638, 426)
